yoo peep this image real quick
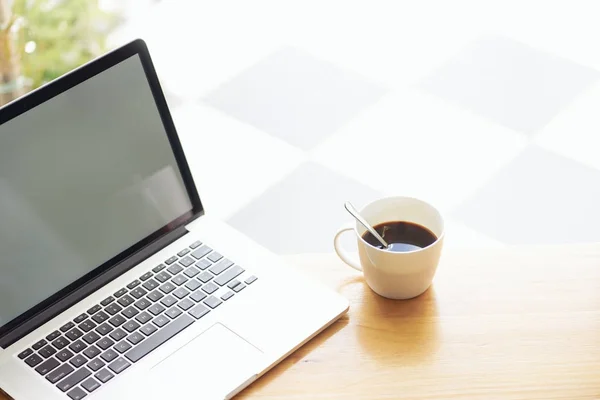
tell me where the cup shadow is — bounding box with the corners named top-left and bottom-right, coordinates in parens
top-left (355, 282), bottom-right (441, 366)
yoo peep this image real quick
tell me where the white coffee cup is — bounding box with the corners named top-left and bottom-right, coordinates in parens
top-left (333, 196), bottom-right (445, 299)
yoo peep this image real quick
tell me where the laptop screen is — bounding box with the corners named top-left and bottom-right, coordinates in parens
top-left (0, 54), bottom-right (193, 330)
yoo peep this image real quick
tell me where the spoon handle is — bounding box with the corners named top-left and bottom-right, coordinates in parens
top-left (344, 202), bottom-right (389, 248)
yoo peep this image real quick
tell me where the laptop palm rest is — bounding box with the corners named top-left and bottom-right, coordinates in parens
top-left (142, 323), bottom-right (263, 399)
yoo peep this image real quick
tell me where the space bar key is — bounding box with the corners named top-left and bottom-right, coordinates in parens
top-left (125, 314), bottom-right (194, 363)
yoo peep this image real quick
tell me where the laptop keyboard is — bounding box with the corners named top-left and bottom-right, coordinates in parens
top-left (17, 240), bottom-right (258, 399)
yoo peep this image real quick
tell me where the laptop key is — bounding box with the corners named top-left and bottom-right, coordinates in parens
top-left (86, 358), bottom-right (105, 372)
top-left (130, 287), bottom-right (147, 299)
top-left (155, 271), bottom-right (171, 283)
top-left (35, 357), bottom-right (60, 375)
top-left (82, 346), bottom-right (101, 360)
top-left (202, 282), bottom-right (218, 295)
top-left (189, 291), bottom-right (207, 303)
top-left (173, 287), bottom-right (190, 299)
top-left (92, 311), bottom-right (109, 324)
top-left (197, 271), bottom-right (213, 283)
top-left (142, 278), bottom-right (159, 291)
top-left (126, 332), bottom-right (145, 345)
top-left (56, 349), bottom-right (74, 362)
top-left (134, 298), bottom-right (151, 310)
top-left (123, 320), bottom-right (141, 333)
top-left (221, 291), bottom-right (234, 301)
top-left (24, 353), bottom-right (43, 367)
top-left (32, 339), bottom-right (47, 350)
top-left (69, 340), bottom-right (87, 354)
top-left (233, 284), bottom-right (246, 293)
top-left (113, 287), bottom-right (128, 298)
top-left (177, 298), bottom-right (195, 311)
top-left (100, 296), bottom-right (115, 307)
top-left (135, 312), bottom-right (152, 324)
top-left (100, 349), bottom-right (118, 363)
top-left (165, 255), bottom-right (178, 265)
top-left (46, 330), bottom-right (61, 341)
top-left (185, 279), bottom-right (201, 291)
top-left (167, 264), bottom-right (183, 275)
top-left (125, 314), bottom-right (194, 363)
top-left (46, 363), bottom-right (75, 384)
top-left (56, 366), bottom-right (90, 392)
top-left (165, 307), bottom-right (183, 319)
top-left (60, 322), bottom-right (75, 332)
top-left (214, 265), bottom-right (244, 286)
top-left (148, 304), bottom-right (166, 316)
top-left (66, 387), bottom-right (87, 400)
top-left (117, 295), bottom-right (134, 307)
top-left (95, 323), bottom-right (113, 336)
top-left (52, 336), bottom-right (69, 350)
top-left (227, 279), bottom-right (241, 289)
top-left (209, 258), bottom-right (233, 275)
top-left (86, 305), bottom-right (101, 316)
top-left (207, 252), bottom-right (223, 263)
top-left (203, 296), bottom-right (222, 309)
top-left (65, 328), bottom-right (83, 341)
top-left (140, 323), bottom-right (157, 337)
top-left (189, 240), bottom-right (202, 249)
top-left (171, 274), bottom-right (188, 286)
top-left (177, 248), bottom-right (191, 257)
top-left (39, 345), bottom-right (57, 358)
top-left (82, 332), bottom-right (101, 345)
top-left (189, 304), bottom-right (210, 320)
top-left (114, 340), bottom-right (132, 354)
top-left (152, 315), bottom-right (170, 328)
top-left (139, 271), bottom-right (153, 281)
top-left (70, 354), bottom-right (87, 368)
top-left (78, 319), bottom-right (96, 333)
top-left (81, 377), bottom-right (100, 393)
top-left (146, 290), bottom-right (164, 302)
top-left (159, 282), bottom-right (176, 294)
top-left (109, 328), bottom-right (127, 342)
top-left (160, 295), bottom-right (177, 308)
top-left (18, 348), bottom-right (33, 359)
top-left (108, 357), bottom-right (131, 374)
top-left (184, 266), bottom-right (200, 278)
top-left (122, 306), bottom-right (139, 319)
top-left (179, 256), bottom-right (195, 267)
top-left (105, 303), bottom-right (123, 316)
top-left (245, 275), bottom-right (258, 285)
top-left (94, 368), bottom-right (114, 383)
top-left (195, 259), bottom-right (212, 270)
top-left (127, 280), bottom-right (141, 290)
top-left (74, 314), bottom-right (87, 324)
top-left (153, 263), bottom-right (166, 273)
top-left (108, 314), bottom-right (126, 327)
top-left (96, 338), bottom-right (114, 351)
top-left (191, 245), bottom-right (212, 260)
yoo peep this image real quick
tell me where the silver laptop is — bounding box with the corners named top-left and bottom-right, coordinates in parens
top-left (0, 39), bottom-right (348, 400)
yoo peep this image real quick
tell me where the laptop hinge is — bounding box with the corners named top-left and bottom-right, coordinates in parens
top-left (0, 225), bottom-right (189, 349)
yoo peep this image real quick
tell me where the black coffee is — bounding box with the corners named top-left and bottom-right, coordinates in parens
top-left (361, 221), bottom-right (437, 252)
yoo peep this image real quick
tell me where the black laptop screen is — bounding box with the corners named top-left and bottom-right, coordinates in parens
top-left (0, 54), bottom-right (193, 330)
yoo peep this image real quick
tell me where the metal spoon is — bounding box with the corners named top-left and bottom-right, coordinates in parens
top-left (344, 201), bottom-right (389, 248)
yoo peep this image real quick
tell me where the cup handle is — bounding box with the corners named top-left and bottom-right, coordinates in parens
top-left (334, 223), bottom-right (362, 271)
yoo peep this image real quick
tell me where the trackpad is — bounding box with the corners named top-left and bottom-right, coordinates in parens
top-left (142, 323), bottom-right (263, 399)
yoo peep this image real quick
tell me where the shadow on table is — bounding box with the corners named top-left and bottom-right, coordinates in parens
top-left (354, 283), bottom-right (441, 366)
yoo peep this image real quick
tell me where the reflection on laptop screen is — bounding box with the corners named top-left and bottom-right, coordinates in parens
top-left (0, 55), bottom-right (193, 329)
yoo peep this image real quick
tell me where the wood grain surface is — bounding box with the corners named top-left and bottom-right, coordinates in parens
top-left (2, 245), bottom-right (600, 399)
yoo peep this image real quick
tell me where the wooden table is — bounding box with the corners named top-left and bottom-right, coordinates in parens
top-left (3, 244), bottom-right (600, 399)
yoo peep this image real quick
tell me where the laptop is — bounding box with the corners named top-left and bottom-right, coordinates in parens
top-left (0, 39), bottom-right (348, 400)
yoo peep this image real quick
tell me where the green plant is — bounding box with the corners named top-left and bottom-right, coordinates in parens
top-left (12, 0), bottom-right (119, 90)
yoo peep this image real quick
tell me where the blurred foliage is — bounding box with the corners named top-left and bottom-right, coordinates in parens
top-left (12, 0), bottom-right (120, 89)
